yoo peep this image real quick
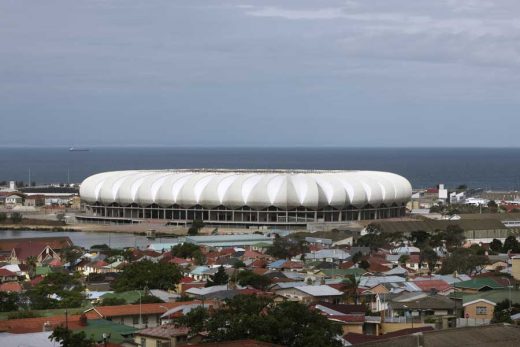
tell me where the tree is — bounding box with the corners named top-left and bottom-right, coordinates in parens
top-left (266, 237), bottom-right (308, 259)
top-left (359, 260), bottom-right (370, 270)
top-left (135, 295), bottom-right (164, 304)
top-left (188, 219), bottom-right (205, 236)
top-left (27, 272), bottom-right (85, 310)
top-left (10, 212), bottom-right (22, 223)
top-left (503, 236), bottom-right (520, 253)
top-left (178, 295), bottom-right (342, 347)
top-left (409, 230), bottom-right (430, 248)
top-left (26, 256), bottom-right (38, 278)
top-left (398, 255), bottom-right (409, 265)
top-left (0, 292), bottom-right (19, 312)
top-left (171, 243), bottom-right (201, 259)
top-left (236, 270), bottom-right (271, 290)
top-left (112, 260), bottom-right (182, 292)
top-left (489, 239), bottom-right (503, 253)
top-left (420, 246), bottom-right (439, 272)
top-left (342, 275), bottom-right (360, 304)
top-left (439, 248), bottom-right (488, 276)
top-left (443, 224), bottom-right (466, 251)
top-left (61, 246), bottom-right (83, 266)
top-left (351, 251), bottom-right (362, 264)
top-left (49, 326), bottom-right (94, 347)
top-left (99, 297), bottom-right (126, 306)
top-left (206, 265), bottom-right (229, 287)
top-left (232, 260), bottom-right (246, 269)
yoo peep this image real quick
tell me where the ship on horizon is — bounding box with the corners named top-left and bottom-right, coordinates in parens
top-left (69, 147), bottom-right (90, 152)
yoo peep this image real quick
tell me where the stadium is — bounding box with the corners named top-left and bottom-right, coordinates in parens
top-left (78, 169), bottom-right (412, 226)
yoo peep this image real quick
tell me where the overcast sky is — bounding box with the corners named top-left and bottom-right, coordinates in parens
top-left (1, 0), bottom-right (520, 147)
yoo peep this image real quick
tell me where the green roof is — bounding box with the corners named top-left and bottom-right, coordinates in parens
top-left (79, 319), bottom-right (137, 344)
top-left (462, 289), bottom-right (520, 305)
top-left (454, 278), bottom-right (505, 290)
top-left (35, 266), bottom-right (52, 276)
top-left (100, 290), bottom-right (144, 304)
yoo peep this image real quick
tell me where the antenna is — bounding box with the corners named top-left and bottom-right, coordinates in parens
top-left (28, 168), bottom-right (31, 187)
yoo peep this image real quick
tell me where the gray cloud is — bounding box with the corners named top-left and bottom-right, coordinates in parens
top-left (0, 0), bottom-right (519, 147)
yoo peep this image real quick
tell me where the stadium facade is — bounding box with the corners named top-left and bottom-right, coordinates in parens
top-left (79, 169), bottom-right (412, 226)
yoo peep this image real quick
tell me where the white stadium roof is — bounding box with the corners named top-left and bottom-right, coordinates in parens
top-left (80, 169), bottom-right (412, 209)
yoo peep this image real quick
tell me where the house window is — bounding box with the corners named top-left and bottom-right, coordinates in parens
top-left (140, 337), bottom-right (146, 346)
top-left (142, 315), bottom-right (148, 325)
top-left (476, 306), bottom-right (487, 315)
top-left (133, 316), bottom-right (139, 325)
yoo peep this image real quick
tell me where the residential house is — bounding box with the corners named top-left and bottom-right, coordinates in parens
top-left (461, 289), bottom-right (520, 321)
top-left (187, 266), bottom-right (218, 281)
top-left (8, 242), bottom-right (61, 265)
top-left (454, 278), bottom-right (505, 294)
top-left (314, 302), bottom-right (368, 334)
top-left (0, 268), bottom-right (18, 282)
top-left (5, 193), bottom-right (24, 207)
top-left (388, 295), bottom-right (459, 321)
top-left (411, 279), bottom-right (453, 295)
top-left (274, 284), bottom-right (343, 304)
top-left (24, 195), bottom-right (45, 207)
top-left (463, 299), bottom-right (495, 321)
top-left (305, 249), bottom-right (350, 263)
top-left (0, 282), bottom-right (22, 293)
top-left (85, 301), bottom-right (203, 329)
top-left (133, 325), bottom-right (189, 347)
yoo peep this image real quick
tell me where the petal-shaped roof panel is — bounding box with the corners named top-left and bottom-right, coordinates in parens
top-left (80, 169), bottom-right (412, 210)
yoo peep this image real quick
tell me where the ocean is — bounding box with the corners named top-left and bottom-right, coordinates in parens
top-left (0, 147), bottom-right (519, 190)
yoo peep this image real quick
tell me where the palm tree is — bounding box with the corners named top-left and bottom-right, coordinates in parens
top-left (342, 275), bottom-right (360, 304)
top-left (26, 256), bottom-right (37, 278)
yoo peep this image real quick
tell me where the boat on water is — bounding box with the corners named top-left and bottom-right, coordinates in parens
top-left (69, 147), bottom-right (90, 152)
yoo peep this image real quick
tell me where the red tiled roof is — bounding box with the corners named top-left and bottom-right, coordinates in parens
top-left (143, 250), bottom-right (161, 257)
top-left (243, 250), bottom-right (264, 259)
top-left (408, 254), bottom-right (421, 264)
top-left (180, 276), bottom-right (194, 283)
top-left (0, 314), bottom-right (85, 334)
top-left (13, 242), bottom-right (50, 261)
top-left (92, 260), bottom-right (108, 268)
top-left (169, 257), bottom-right (190, 265)
top-left (30, 275), bottom-right (45, 286)
top-left (250, 259), bottom-right (267, 268)
top-left (136, 325), bottom-right (189, 338)
top-left (187, 339), bottom-right (285, 347)
top-left (412, 279), bottom-right (452, 293)
top-left (252, 268), bottom-right (268, 275)
top-left (219, 248), bottom-right (236, 256)
top-left (368, 262), bottom-right (391, 273)
top-left (85, 301), bottom-right (204, 319)
top-left (0, 237), bottom-right (72, 251)
top-left (49, 259), bottom-right (63, 267)
top-left (339, 261), bottom-right (355, 269)
top-left (282, 261), bottom-right (303, 269)
top-left (0, 282), bottom-right (23, 293)
top-left (0, 268), bottom-right (16, 277)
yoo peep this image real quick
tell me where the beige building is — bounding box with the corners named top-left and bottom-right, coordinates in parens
top-left (463, 299), bottom-right (495, 321)
top-left (133, 325), bottom-right (190, 347)
top-left (512, 256), bottom-right (520, 281)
